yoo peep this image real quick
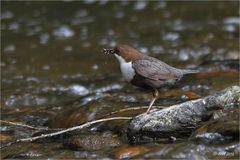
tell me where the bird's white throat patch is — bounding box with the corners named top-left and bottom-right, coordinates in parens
top-left (114, 54), bottom-right (135, 82)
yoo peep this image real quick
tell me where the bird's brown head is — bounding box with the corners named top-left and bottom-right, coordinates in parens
top-left (102, 45), bottom-right (144, 62)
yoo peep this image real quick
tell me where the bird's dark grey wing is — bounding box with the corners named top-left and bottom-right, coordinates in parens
top-left (132, 58), bottom-right (181, 81)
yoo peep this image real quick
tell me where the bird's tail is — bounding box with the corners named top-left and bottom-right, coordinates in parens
top-left (181, 69), bottom-right (199, 75)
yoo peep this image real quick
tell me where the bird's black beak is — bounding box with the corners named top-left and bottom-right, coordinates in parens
top-left (102, 48), bottom-right (115, 55)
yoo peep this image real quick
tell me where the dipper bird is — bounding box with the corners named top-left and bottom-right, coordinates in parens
top-left (103, 45), bottom-right (198, 113)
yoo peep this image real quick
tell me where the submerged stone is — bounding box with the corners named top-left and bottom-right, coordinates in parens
top-left (64, 134), bottom-right (121, 151)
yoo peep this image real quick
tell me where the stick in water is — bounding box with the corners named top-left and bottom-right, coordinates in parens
top-left (1, 116), bottom-right (132, 149)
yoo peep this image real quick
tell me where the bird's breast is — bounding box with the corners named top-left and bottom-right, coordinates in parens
top-left (120, 61), bottom-right (135, 82)
top-left (114, 54), bottom-right (136, 82)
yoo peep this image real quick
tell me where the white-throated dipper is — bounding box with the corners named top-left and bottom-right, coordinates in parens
top-left (103, 45), bottom-right (198, 113)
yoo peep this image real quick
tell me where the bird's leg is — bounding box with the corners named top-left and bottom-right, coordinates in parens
top-left (146, 89), bottom-right (159, 113)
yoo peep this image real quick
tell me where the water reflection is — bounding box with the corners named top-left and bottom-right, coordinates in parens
top-left (1, 10), bottom-right (14, 19)
top-left (53, 25), bottom-right (75, 39)
top-left (3, 44), bottom-right (16, 53)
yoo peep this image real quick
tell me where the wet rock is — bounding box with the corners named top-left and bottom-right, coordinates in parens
top-left (112, 146), bottom-right (148, 159)
top-left (190, 108), bottom-right (239, 143)
top-left (64, 134), bottom-right (121, 151)
top-left (128, 86), bottom-right (240, 143)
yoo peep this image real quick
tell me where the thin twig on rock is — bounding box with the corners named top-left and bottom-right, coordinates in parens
top-left (1, 116), bottom-right (132, 149)
top-left (0, 120), bottom-right (49, 131)
top-left (102, 106), bottom-right (165, 118)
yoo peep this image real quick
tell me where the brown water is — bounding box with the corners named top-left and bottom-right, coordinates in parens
top-left (1, 1), bottom-right (239, 159)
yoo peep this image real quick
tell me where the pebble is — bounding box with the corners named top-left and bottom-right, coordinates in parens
top-left (112, 146), bottom-right (148, 159)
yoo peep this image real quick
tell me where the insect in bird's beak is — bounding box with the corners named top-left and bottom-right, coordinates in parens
top-left (102, 48), bottom-right (114, 55)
